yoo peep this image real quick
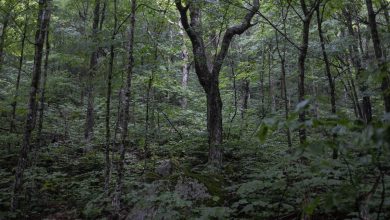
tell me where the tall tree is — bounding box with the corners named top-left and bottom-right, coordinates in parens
top-left (297, 0), bottom-right (319, 144)
top-left (175, 0), bottom-right (260, 167)
top-left (0, 1), bottom-right (11, 72)
top-left (10, 2), bottom-right (29, 133)
top-left (112, 0), bottom-right (136, 215)
top-left (84, 0), bottom-right (101, 141)
top-left (316, 2), bottom-right (337, 158)
top-left (11, 0), bottom-right (51, 210)
top-left (365, 0), bottom-right (390, 113)
top-left (37, 21), bottom-right (51, 146)
top-left (179, 23), bottom-right (190, 109)
top-left (104, 0), bottom-right (118, 192)
top-left (342, 6), bottom-right (371, 122)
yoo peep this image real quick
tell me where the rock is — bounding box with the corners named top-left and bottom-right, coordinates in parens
top-left (126, 207), bottom-right (157, 220)
top-left (175, 177), bottom-right (211, 201)
top-left (155, 160), bottom-right (174, 177)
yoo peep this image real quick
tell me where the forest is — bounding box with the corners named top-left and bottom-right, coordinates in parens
top-left (0, 0), bottom-right (390, 219)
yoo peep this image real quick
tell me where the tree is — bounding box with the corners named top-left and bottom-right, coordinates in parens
top-left (341, 3), bottom-right (371, 122)
top-left (10, 1), bottom-right (29, 134)
top-left (37, 19), bottom-right (51, 146)
top-left (11, 0), bottom-right (51, 210)
top-left (112, 0), bottom-right (136, 215)
top-left (175, 0), bottom-right (260, 167)
top-left (84, 0), bottom-right (101, 142)
top-left (296, 0), bottom-right (319, 144)
top-left (316, 2), bottom-right (337, 158)
top-left (365, 0), bottom-right (390, 113)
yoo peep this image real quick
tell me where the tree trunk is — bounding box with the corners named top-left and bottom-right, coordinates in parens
top-left (260, 49), bottom-right (266, 117)
top-left (179, 22), bottom-right (190, 108)
top-left (316, 5), bottom-right (337, 158)
top-left (241, 79), bottom-right (250, 119)
top-left (365, 0), bottom-right (390, 113)
top-left (180, 48), bottom-right (190, 108)
top-left (275, 31), bottom-right (292, 148)
top-left (207, 78), bottom-right (223, 166)
top-left (316, 6), bottom-right (336, 116)
top-left (343, 9), bottom-right (372, 122)
top-left (176, 0), bottom-right (259, 167)
top-left (268, 48), bottom-right (276, 112)
top-left (298, 19), bottom-right (310, 144)
top-left (0, 12), bottom-right (10, 72)
top-left (37, 25), bottom-right (51, 147)
top-left (104, 0), bottom-right (118, 192)
top-left (112, 0), bottom-right (136, 215)
top-left (84, 0), bottom-right (101, 141)
top-left (10, 10), bottom-right (29, 133)
top-left (11, 0), bottom-right (51, 210)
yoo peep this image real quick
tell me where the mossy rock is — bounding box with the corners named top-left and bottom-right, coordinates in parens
top-left (144, 172), bottom-right (161, 183)
top-left (182, 170), bottom-right (225, 205)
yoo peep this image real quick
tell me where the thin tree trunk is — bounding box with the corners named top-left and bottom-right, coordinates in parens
top-left (365, 0), bottom-right (390, 113)
top-left (316, 4), bottom-right (337, 158)
top-left (297, 18), bottom-right (310, 144)
top-left (275, 31), bottom-right (292, 148)
top-left (179, 22), bottom-right (190, 108)
top-left (227, 59), bottom-right (237, 139)
top-left (84, 0), bottom-right (101, 142)
top-left (260, 48), bottom-right (266, 117)
top-left (112, 0), bottom-right (136, 215)
top-left (11, 0), bottom-right (51, 210)
top-left (104, 0), bottom-right (118, 192)
top-left (241, 79), bottom-right (250, 119)
top-left (268, 48), bottom-right (276, 113)
top-left (381, 0), bottom-right (390, 31)
top-left (343, 9), bottom-right (372, 122)
top-left (180, 50), bottom-right (190, 108)
top-left (37, 24), bottom-right (51, 146)
top-left (0, 12), bottom-right (10, 72)
top-left (10, 10), bottom-right (29, 133)
top-left (297, 0), bottom-right (319, 145)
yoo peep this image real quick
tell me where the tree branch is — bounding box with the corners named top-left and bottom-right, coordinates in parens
top-left (212, 0), bottom-right (260, 76)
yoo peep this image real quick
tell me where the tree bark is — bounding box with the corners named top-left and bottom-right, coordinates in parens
top-left (11, 0), bottom-right (51, 210)
top-left (104, 0), bottom-right (118, 192)
top-left (0, 11), bottom-right (10, 72)
top-left (260, 48), bottom-right (266, 117)
top-left (241, 79), bottom-right (250, 119)
top-left (297, 0), bottom-right (316, 144)
top-left (180, 38), bottom-right (190, 108)
top-left (316, 4), bottom-right (338, 158)
top-left (275, 31), bottom-right (292, 148)
top-left (176, 0), bottom-right (259, 167)
top-left (112, 0), bottom-right (136, 216)
top-left (343, 9), bottom-right (372, 122)
top-left (37, 24), bottom-right (51, 147)
top-left (84, 0), bottom-right (101, 141)
top-left (365, 0), bottom-right (390, 113)
top-left (10, 8), bottom-right (29, 133)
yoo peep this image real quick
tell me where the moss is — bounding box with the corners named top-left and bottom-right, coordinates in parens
top-left (182, 170), bottom-right (225, 205)
top-left (144, 172), bottom-right (160, 183)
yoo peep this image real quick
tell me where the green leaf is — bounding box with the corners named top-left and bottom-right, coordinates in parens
top-left (257, 124), bottom-right (268, 143)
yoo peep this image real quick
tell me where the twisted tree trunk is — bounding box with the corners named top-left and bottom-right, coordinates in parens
top-left (176, 0), bottom-right (260, 167)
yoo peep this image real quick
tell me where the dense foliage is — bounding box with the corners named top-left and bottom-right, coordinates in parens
top-left (0, 0), bottom-right (389, 219)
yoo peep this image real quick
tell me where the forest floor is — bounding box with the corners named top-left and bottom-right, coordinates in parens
top-left (0, 130), bottom-right (386, 219)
